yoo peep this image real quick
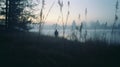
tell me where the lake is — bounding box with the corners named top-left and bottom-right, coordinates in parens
top-left (29, 26), bottom-right (120, 44)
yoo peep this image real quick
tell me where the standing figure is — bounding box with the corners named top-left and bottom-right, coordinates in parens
top-left (54, 29), bottom-right (59, 37)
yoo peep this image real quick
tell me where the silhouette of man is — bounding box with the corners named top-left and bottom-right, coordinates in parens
top-left (54, 29), bottom-right (59, 37)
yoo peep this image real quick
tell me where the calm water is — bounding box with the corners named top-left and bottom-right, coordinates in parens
top-left (29, 27), bottom-right (120, 44)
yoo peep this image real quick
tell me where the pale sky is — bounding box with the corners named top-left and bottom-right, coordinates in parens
top-left (33, 0), bottom-right (120, 25)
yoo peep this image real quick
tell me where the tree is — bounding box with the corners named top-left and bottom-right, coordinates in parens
top-left (0, 0), bottom-right (6, 25)
top-left (0, 0), bottom-right (6, 16)
top-left (7, 0), bottom-right (27, 30)
top-left (1, 0), bottom-right (35, 31)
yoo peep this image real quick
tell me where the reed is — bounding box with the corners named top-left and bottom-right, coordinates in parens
top-left (39, 0), bottom-right (45, 35)
top-left (111, 0), bottom-right (119, 44)
top-left (58, 0), bottom-right (64, 37)
top-left (84, 8), bottom-right (88, 41)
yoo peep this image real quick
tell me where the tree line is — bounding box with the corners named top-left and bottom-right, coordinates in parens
top-left (0, 0), bottom-right (35, 31)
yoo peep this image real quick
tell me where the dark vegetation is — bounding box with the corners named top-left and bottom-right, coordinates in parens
top-left (0, 32), bottom-right (120, 67)
top-left (0, 0), bottom-right (34, 31)
top-left (0, 0), bottom-right (120, 67)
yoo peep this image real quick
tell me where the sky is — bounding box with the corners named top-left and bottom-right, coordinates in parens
top-left (33, 0), bottom-right (120, 25)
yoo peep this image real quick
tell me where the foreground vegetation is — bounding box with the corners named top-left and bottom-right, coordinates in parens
top-left (0, 31), bottom-right (120, 67)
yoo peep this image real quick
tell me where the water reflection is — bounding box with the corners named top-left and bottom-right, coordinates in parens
top-left (29, 28), bottom-right (120, 44)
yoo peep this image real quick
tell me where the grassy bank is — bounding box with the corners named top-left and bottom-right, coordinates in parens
top-left (0, 32), bottom-right (120, 67)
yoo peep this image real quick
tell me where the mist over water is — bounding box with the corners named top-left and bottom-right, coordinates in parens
top-left (29, 24), bottom-right (120, 44)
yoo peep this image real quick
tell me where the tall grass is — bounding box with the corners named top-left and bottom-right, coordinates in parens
top-left (58, 0), bottom-right (70, 38)
top-left (64, 1), bottom-right (70, 38)
top-left (70, 20), bottom-right (78, 41)
top-left (44, 0), bottom-right (56, 22)
top-left (111, 0), bottom-right (119, 34)
top-left (111, 0), bottom-right (119, 43)
top-left (84, 8), bottom-right (88, 41)
top-left (58, 0), bottom-right (64, 37)
top-left (76, 14), bottom-right (83, 41)
top-left (39, 0), bottom-right (45, 35)
top-left (38, 0), bottom-right (55, 36)
top-left (102, 22), bottom-right (107, 43)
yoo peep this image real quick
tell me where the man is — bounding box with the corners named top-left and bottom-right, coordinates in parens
top-left (54, 29), bottom-right (59, 37)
